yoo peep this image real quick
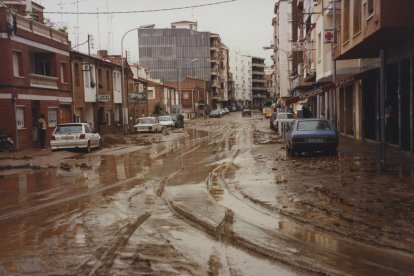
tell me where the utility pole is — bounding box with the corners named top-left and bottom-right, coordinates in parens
top-left (332, 0), bottom-right (337, 127)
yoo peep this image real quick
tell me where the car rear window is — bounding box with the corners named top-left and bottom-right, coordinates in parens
top-left (139, 118), bottom-right (155, 124)
top-left (158, 116), bottom-right (172, 121)
top-left (297, 120), bottom-right (332, 131)
top-left (55, 125), bottom-right (83, 133)
top-left (277, 113), bottom-right (294, 119)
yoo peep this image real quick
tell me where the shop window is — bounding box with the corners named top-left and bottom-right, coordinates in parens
top-left (12, 51), bottom-right (23, 77)
top-left (16, 106), bottom-right (25, 129)
top-left (48, 108), bottom-right (58, 127)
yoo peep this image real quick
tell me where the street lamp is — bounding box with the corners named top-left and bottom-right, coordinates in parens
top-left (263, 45), bottom-right (292, 96)
top-left (176, 58), bottom-right (199, 115)
top-left (121, 24), bottom-right (153, 134)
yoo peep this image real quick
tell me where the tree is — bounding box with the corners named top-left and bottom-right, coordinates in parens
top-left (152, 102), bottom-right (163, 117)
top-left (263, 99), bottom-right (273, 107)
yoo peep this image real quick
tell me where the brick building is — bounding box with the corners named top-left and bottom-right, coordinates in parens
top-left (0, 1), bottom-right (72, 149)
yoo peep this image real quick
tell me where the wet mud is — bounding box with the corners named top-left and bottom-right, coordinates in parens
top-left (0, 114), bottom-right (413, 275)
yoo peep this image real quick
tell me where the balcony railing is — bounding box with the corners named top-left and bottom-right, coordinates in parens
top-left (30, 73), bottom-right (58, 89)
top-left (16, 14), bottom-right (69, 45)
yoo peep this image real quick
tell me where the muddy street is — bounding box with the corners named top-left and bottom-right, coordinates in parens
top-left (0, 112), bottom-right (413, 275)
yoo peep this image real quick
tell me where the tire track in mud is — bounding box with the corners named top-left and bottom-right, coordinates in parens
top-left (77, 212), bottom-right (151, 275)
top-left (164, 118), bottom-right (414, 275)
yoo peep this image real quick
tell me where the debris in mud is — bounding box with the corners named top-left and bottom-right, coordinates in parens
top-left (276, 175), bottom-right (288, 183)
top-left (60, 162), bottom-right (72, 171)
top-left (76, 163), bottom-right (92, 169)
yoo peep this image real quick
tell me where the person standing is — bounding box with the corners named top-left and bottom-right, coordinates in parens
top-left (37, 113), bottom-right (47, 149)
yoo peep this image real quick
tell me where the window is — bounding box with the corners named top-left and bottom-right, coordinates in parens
top-left (106, 111), bottom-right (111, 126)
top-left (60, 62), bottom-right (68, 83)
top-left (113, 72), bottom-right (117, 90)
top-left (12, 51), bottom-right (23, 77)
top-left (367, 0), bottom-right (374, 17)
top-left (83, 65), bottom-right (94, 88)
top-left (353, 0), bottom-right (362, 35)
top-left (183, 91), bottom-right (189, 100)
top-left (317, 32), bottom-right (322, 62)
top-left (16, 106), bottom-right (25, 129)
top-left (48, 108), bottom-right (57, 127)
top-left (75, 63), bottom-right (80, 87)
top-left (147, 87), bottom-right (155, 99)
top-left (30, 52), bottom-right (52, 76)
top-left (343, 0), bottom-right (350, 42)
top-left (106, 70), bottom-right (110, 91)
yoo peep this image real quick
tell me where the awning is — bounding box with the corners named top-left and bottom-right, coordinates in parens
top-left (285, 73), bottom-right (363, 105)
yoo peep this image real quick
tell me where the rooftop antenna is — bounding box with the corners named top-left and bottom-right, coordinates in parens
top-left (96, 8), bottom-right (101, 50)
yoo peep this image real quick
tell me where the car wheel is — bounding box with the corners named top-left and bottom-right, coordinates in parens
top-left (85, 141), bottom-right (91, 153)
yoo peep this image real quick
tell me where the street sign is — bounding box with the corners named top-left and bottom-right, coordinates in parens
top-left (98, 95), bottom-right (110, 102)
top-left (324, 29), bottom-right (335, 43)
top-left (292, 42), bottom-right (307, 51)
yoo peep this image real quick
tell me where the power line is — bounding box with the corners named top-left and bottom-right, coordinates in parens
top-left (39, 0), bottom-right (238, 15)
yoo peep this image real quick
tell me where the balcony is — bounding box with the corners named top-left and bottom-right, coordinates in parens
top-left (16, 14), bottom-right (69, 45)
top-left (30, 73), bottom-right (58, 89)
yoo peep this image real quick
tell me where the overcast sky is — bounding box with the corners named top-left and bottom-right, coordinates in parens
top-left (35, 0), bottom-right (276, 65)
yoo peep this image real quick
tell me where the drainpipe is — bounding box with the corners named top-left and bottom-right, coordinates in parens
top-left (379, 49), bottom-right (386, 171)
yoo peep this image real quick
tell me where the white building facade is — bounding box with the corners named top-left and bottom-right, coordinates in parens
top-left (229, 51), bottom-right (252, 108)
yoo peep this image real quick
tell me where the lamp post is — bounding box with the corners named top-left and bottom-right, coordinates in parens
top-left (120, 24), bottom-right (153, 134)
top-left (263, 45), bottom-right (291, 96)
top-left (176, 58), bottom-right (199, 115)
top-left (263, 46), bottom-right (292, 112)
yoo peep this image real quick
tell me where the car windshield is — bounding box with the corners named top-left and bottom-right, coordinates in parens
top-left (138, 118), bottom-right (155, 124)
top-left (211, 110), bottom-right (219, 114)
top-left (297, 120), bottom-right (332, 131)
top-left (277, 113), bottom-right (294, 119)
top-left (158, 116), bottom-right (172, 121)
top-left (55, 125), bottom-right (83, 134)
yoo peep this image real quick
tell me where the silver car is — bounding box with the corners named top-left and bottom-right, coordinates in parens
top-left (134, 117), bottom-right (163, 133)
top-left (51, 123), bottom-right (101, 152)
top-left (158, 115), bottom-right (175, 129)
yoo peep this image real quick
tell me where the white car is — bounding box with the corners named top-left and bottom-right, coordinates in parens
top-left (273, 112), bottom-right (295, 132)
top-left (134, 117), bottom-right (163, 133)
top-left (158, 115), bottom-right (175, 129)
top-left (51, 123), bottom-right (101, 152)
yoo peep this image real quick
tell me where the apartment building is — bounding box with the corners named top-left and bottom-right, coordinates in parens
top-left (0, 1), bottom-right (72, 149)
top-left (69, 50), bottom-right (126, 134)
top-left (229, 51), bottom-right (252, 108)
top-left (333, 0), bottom-right (414, 153)
top-left (138, 21), bottom-right (232, 113)
top-left (272, 0), bottom-right (293, 101)
top-left (251, 57), bottom-right (267, 108)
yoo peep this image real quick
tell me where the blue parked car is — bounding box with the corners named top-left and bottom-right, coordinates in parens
top-left (285, 119), bottom-right (338, 156)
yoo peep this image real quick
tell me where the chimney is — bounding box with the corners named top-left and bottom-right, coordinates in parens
top-left (97, 50), bottom-right (108, 58)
